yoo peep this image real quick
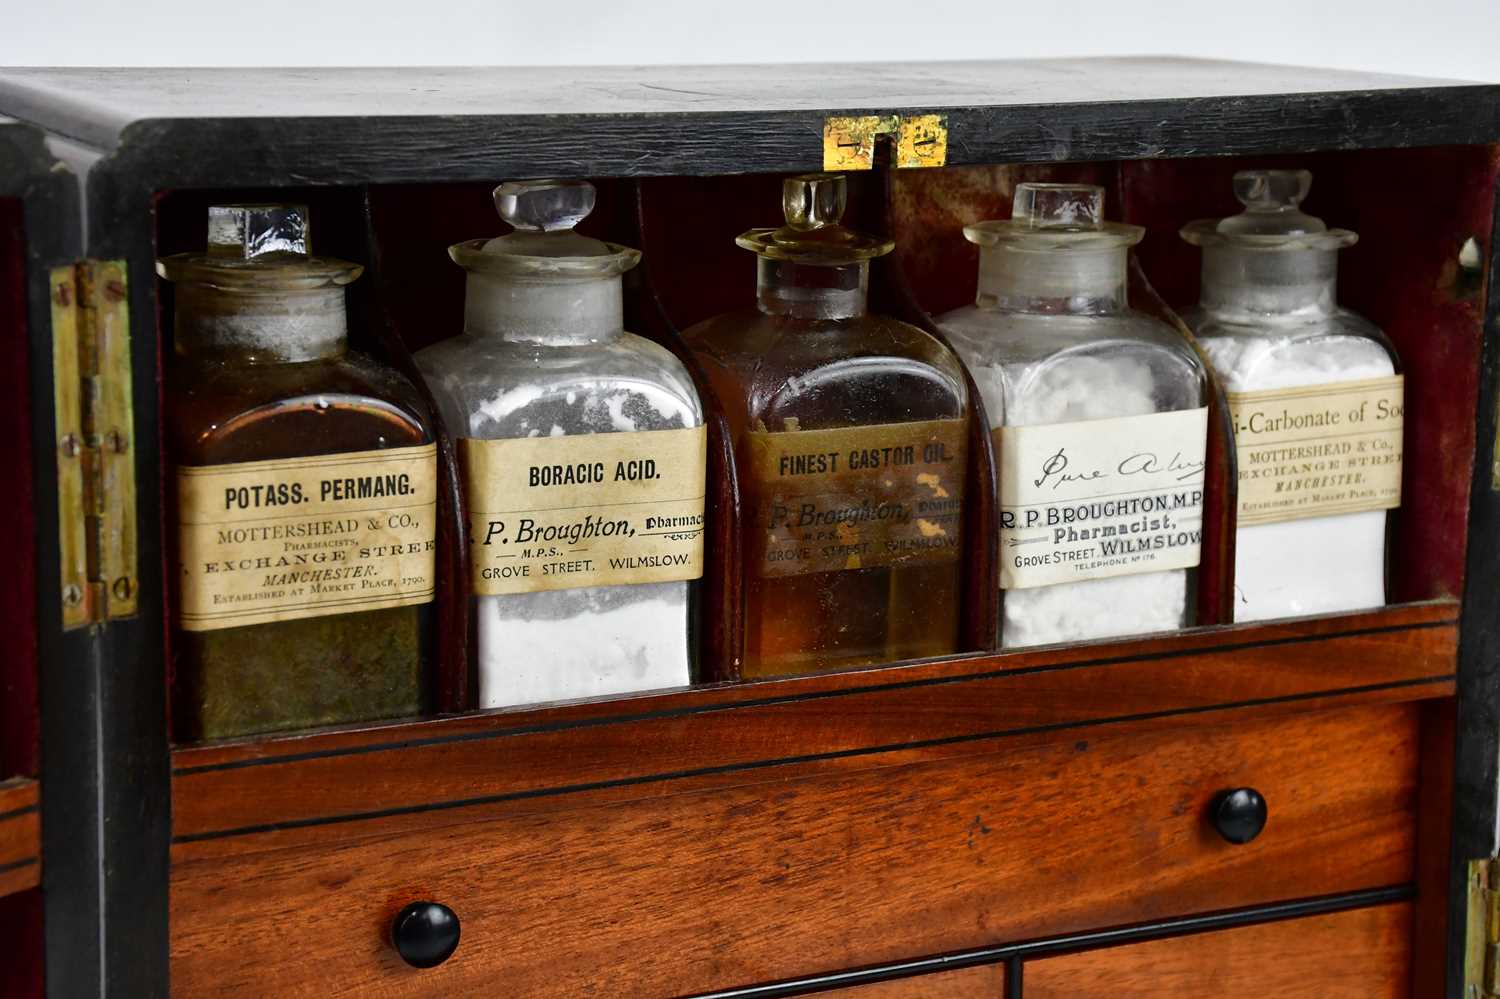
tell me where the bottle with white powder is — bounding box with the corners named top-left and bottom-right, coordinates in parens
top-left (416, 180), bottom-right (706, 708)
top-left (1181, 169), bottom-right (1401, 623)
top-left (939, 183), bottom-right (1210, 648)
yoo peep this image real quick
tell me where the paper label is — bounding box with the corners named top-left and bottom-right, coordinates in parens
top-left (462, 425), bottom-right (706, 595)
top-left (998, 408), bottom-right (1208, 589)
top-left (1227, 375), bottom-right (1404, 526)
top-left (177, 444), bottom-right (438, 631)
top-left (745, 418), bottom-right (967, 578)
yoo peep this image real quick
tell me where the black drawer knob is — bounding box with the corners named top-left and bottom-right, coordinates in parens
top-left (1211, 787), bottom-right (1268, 844)
top-left (392, 901), bottom-right (461, 968)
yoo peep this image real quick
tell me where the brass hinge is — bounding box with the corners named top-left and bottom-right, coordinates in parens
top-left (50, 260), bottom-right (137, 630)
top-left (1466, 858), bottom-right (1500, 997)
top-left (823, 114), bottom-right (948, 171)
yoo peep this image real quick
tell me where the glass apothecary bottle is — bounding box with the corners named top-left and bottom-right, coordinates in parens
top-left (160, 204), bottom-right (437, 742)
top-left (1182, 169), bottom-right (1400, 622)
top-left (684, 173), bottom-right (970, 677)
top-left (939, 183), bottom-right (1209, 649)
top-left (415, 180), bottom-right (705, 709)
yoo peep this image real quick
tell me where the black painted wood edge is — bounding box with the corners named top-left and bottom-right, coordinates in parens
top-left (25, 84), bottom-right (1495, 193)
top-left (174, 674), bottom-right (1452, 844)
top-left (3, 121), bottom-right (172, 997)
top-left (0, 121), bottom-right (109, 999)
top-left (71, 137), bottom-right (173, 998)
top-left (693, 885), bottom-right (1414, 998)
top-left (1447, 162), bottom-right (1500, 999)
top-left (174, 610), bottom-right (1458, 776)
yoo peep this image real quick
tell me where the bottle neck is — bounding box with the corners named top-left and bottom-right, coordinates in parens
top-left (975, 245), bottom-right (1126, 314)
top-left (463, 272), bottom-right (625, 345)
top-left (757, 258), bottom-right (868, 320)
top-left (1199, 246), bottom-right (1339, 318)
top-left (174, 284), bottom-right (348, 363)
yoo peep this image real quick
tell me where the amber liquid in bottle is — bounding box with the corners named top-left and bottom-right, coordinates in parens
top-left (688, 229), bottom-right (969, 677)
top-left (162, 214), bottom-right (434, 742)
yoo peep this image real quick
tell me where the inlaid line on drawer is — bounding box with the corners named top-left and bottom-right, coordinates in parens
top-left (173, 673), bottom-right (1450, 844)
top-left (693, 886), bottom-right (1414, 999)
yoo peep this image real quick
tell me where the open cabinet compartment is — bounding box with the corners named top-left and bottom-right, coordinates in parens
top-left (150, 143), bottom-right (1494, 743)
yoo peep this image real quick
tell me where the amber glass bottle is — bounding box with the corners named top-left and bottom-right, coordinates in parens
top-left (160, 205), bottom-right (437, 742)
top-left (684, 174), bottom-right (970, 677)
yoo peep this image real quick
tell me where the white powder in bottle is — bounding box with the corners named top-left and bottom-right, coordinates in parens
top-left (973, 352), bottom-right (1192, 647)
top-left (476, 583), bottom-right (691, 708)
top-left (466, 376), bottom-right (701, 710)
top-left (1199, 336), bottom-right (1394, 622)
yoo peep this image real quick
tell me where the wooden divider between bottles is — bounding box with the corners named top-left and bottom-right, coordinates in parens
top-left (1123, 255), bottom-right (1239, 628)
top-left (626, 174), bottom-right (781, 680)
top-left (359, 190), bottom-right (470, 713)
top-left (865, 169), bottom-right (999, 650)
top-left (629, 182), bottom-right (745, 681)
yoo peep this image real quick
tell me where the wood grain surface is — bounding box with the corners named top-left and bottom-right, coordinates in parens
top-left (170, 602), bottom-right (1454, 858)
top-left (815, 964), bottom-right (1004, 998)
top-left (170, 703), bottom-right (1420, 997)
top-left (0, 777), bottom-right (40, 897)
top-left (1023, 903), bottom-right (1412, 998)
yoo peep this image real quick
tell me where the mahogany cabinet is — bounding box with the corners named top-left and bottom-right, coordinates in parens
top-left (2, 60), bottom-right (1500, 997)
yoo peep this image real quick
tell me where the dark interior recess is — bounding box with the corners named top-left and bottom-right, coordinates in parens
top-left (150, 145), bottom-right (1495, 740)
top-left (0, 888), bottom-right (44, 996)
top-left (0, 195), bottom-right (39, 779)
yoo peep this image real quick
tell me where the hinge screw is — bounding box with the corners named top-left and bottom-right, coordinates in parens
top-left (59, 434), bottom-right (82, 457)
top-left (111, 577), bottom-right (133, 601)
top-left (105, 430), bottom-right (129, 454)
top-left (62, 584), bottom-right (83, 607)
top-left (54, 283), bottom-right (71, 307)
top-left (103, 279), bottom-right (127, 303)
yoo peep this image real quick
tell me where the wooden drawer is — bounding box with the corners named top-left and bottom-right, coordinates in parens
top-left (170, 702), bottom-right (1420, 996)
top-left (1023, 903), bottom-right (1412, 997)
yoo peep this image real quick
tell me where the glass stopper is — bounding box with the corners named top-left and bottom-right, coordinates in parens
top-left (783, 174), bottom-right (847, 232)
top-left (1219, 170), bottom-right (1325, 236)
top-left (206, 204), bottom-right (309, 260)
top-left (1235, 169), bottom-right (1311, 211)
top-left (494, 179), bottom-right (596, 233)
top-left (1012, 184), bottom-right (1105, 231)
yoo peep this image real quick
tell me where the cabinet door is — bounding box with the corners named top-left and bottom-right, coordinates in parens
top-left (1022, 904), bottom-right (1410, 998)
top-left (818, 965), bottom-right (1004, 997)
